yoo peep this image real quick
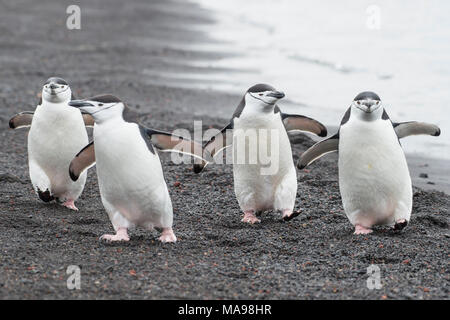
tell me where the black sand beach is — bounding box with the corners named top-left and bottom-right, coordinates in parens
top-left (0, 0), bottom-right (448, 299)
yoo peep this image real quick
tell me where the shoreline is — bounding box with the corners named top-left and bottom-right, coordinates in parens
top-left (0, 0), bottom-right (448, 300)
top-left (406, 155), bottom-right (450, 195)
top-left (302, 123), bottom-right (450, 195)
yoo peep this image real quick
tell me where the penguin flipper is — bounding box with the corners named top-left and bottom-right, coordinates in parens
top-left (81, 112), bottom-right (95, 127)
top-left (69, 141), bottom-right (95, 181)
top-left (9, 111), bottom-right (34, 129)
top-left (193, 122), bottom-right (233, 174)
top-left (141, 127), bottom-right (205, 161)
top-left (297, 133), bottom-right (339, 169)
top-left (281, 113), bottom-right (327, 137)
top-left (393, 122), bottom-right (441, 138)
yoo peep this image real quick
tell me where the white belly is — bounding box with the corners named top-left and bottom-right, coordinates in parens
top-left (339, 118), bottom-right (412, 226)
top-left (233, 112), bottom-right (296, 211)
top-left (28, 103), bottom-right (88, 199)
top-left (94, 121), bottom-right (172, 229)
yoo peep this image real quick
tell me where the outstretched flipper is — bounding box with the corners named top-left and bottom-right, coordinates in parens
top-left (140, 126), bottom-right (205, 160)
top-left (9, 112), bottom-right (34, 129)
top-left (193, 122), bottom-right (233, 174)
top-left (69, 141), bottom-right (96, 181)
top-left (10, 110), bottom-right (94, 129)
top-left (297, 133), bottom-right (339, 169)
top-left (394, 122), bottom-right (441, 139)
top-left (281, 113), bottom-right (328, 137)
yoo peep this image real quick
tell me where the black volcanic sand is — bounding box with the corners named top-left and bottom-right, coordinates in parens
top-left (0, 0), bottom-right (449, 299)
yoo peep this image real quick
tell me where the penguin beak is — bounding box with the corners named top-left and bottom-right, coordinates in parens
top-left (267, 91), bottom-right (285, 99)
top-left (356, 100), bottom-right (380, 113)
top-left (44, 82), bottom-right (59, 95)
top-left (69, 100), bottom-right (95, 108)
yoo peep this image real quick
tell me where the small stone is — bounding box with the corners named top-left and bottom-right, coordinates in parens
top-left (0, 173), bottom-right (24, 184)
top-left (419, 173), bottom-right (428, 179)
top-left (105, 265), bottom-right (114, 272)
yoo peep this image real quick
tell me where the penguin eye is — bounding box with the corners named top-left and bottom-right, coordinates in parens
top-left (98, 103), bottom-right (104, 107)
top-left (259, 93), bottom-right (263, 96)
top-left (357, 101), bottom-right (361, 105)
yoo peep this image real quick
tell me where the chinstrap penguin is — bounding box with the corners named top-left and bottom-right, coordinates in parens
top-left (68, 95), bottom-right (204, 242)
top-left (9, 77), bottom-right (94, 210)
top-left (193, 84), bottom-right (327, 224)
top-left (298, 91), bottom-right (441, 234)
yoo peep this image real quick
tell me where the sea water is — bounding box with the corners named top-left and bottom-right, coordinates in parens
top-left (180, 0), bottom-right (450, 160)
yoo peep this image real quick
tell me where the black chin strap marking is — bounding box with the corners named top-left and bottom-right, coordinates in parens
top-left (249, 92), bottom-right (274, 106)
top-left (90, 103), bottom-right (118, 115)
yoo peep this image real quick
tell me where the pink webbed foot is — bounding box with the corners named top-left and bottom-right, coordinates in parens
top-left (159, 228), bottom-right (177, 243)
top-left (100, 227), bottom-right (130, 242)
top-left (394, 219), bottom-right (408, 231)
top-left (241, 211), bottom-right (261, 224)
top-left (282, 209), bottom-right (301, 221)
top-left (354, 224), bottom-right (373, 235)
top-left (62, 199), bottom-right (78, 211)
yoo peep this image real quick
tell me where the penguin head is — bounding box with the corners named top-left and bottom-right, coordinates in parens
top-left (351, 91), bottom-right (383, 120)
top-left (42, 77), bottom-right (72, 103)
top-left (69, 94), bottom-right (124, 123)
top-left (244, 84), bottom-right (285, 112)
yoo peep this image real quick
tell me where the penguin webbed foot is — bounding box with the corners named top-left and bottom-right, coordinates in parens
top-left (282, 209), bottom-right (301, 221)
top-left (354, 224), bottom-right (373, 235)
top-left (100, 227), bottom-right (130, 242)
top-left (158, 228), bottom-right (177, 243)
top-left (241, 211), bottom-right (261, 224)
top-left (393, 219), bottom-right (408, 231)
top-left (61, 199), bottom-right (78, 211)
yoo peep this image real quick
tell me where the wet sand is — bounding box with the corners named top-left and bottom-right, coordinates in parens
top-left (0, 0), bottom-right (448, 299)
